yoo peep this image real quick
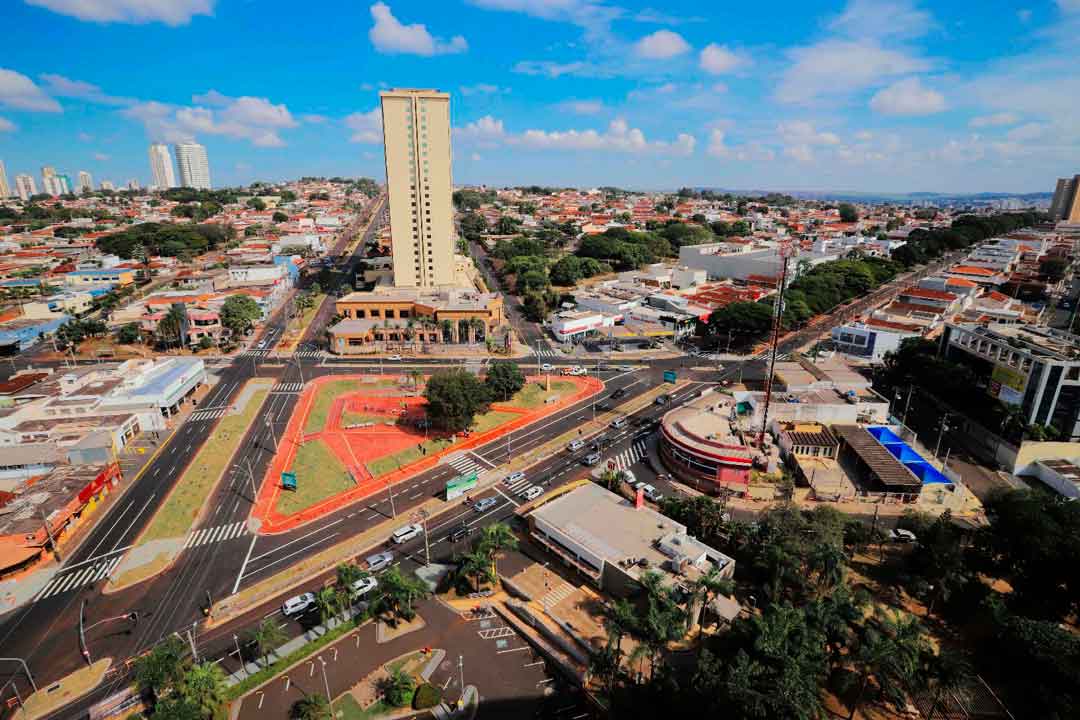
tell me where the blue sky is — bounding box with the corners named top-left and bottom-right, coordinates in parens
top-left (1, 0), bottom-right (1078, 193)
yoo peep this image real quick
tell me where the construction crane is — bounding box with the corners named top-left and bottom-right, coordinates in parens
top-left (757, 237), bottom-right (796, 447)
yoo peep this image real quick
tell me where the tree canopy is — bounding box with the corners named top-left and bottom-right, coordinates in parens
top-left (220, 294), bottom-right (262, 336)
top-left (424, 369), bottom-right (492, 431)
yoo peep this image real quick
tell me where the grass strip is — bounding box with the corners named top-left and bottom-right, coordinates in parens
top-left (510, 380), bottom-right (577, 409)
top-left (366, 410), bottom-right (517, 478)
top-left (276, 438), bottom-right (355, 516)
top-left (139, 387), bottom-right (270, 544)
top-left (304, 379), bottom-right (363, 434)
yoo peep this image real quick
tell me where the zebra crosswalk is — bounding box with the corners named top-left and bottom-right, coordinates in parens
top-left (444, 453), bottom-right (488, 478)
top-left (271, 382), bottom-right (304, 393)
top-left (239, 349), bottom-right (271, 358)
top-left (189, 407), bottom-right (228, 422)
top-left (539, 580), bottom-right (576, 609)
top-left (35, 556), bottom-right (121, 600)
top-left (532, 346), bottom-right (561, 358)
top-left (502, 475), bottom-right (534, 496)
top-left (184, 521), bottom-right (248, 549)
top-left (609, 440), bottom-right (648, 471)
top-left (293, 349), bottom-right (324, 359)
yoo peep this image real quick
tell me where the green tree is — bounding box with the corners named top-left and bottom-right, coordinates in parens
top-left (838, 203), bottom-right (859, 223)
top-left (272, 211), bottom-right (289, 223)
top-left (251, 616), bottom-right (288, 667)
top-left (379, 668), bottom-right (415, 707)
top-left (314, 586), bottom-right (344, 632)
top-left (423, 369), bottom-right (492, 432)
top-left (549, 255), bottom-right (584, 286)
top-left (291, 693), bottom-right (330, 720)
top-left (477, 522), bottom-right (518, 577)
top-left (220, 294), bottom-right (262, 337)
top-left (116, 322), bottom-right (141, 344)
top-left (456, 548), bottom-right (495, 593)
top-left (373, 566), bottom-right (429, 624)
top-left (134, 636), bottom-right (189, 703)
top-left (247, 197), bottom-right (267, 211)
top-left (178, 662), bottom-right (227, 718)
top-left (484, 360), bottom-right (525, 401)
top-left (156, 304), bottom-right (187, 350)
top-left (847, 609), bottom-right (931, 716)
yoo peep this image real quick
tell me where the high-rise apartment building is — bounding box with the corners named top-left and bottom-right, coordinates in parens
top-left (77, 171), bottom-right (93, 193)
top-left (127, 179), bottom-right (141, 191)
top-left (0, 160), bottom-right (9, 198)
top-left (174, 142), bottom-right (211, 189)
top-left (41, 166), bottom-right (60, 196)
top-left (380, 88), bottom-right (455, 288)
top-left (15, 174), bottom-right (36, 201)
top-left (148, 143), bottom-right (176, 189)
top-left (1050, 175), bottom-right (1080, 223)
top-left (100, 180), bottom-right (115, 191)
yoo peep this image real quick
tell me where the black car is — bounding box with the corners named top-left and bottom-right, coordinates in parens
top-left (655, 394), bottom-right (671, 405)
top-left (595, 401), bottom-right (612, 411)
top-left (610, 387), bottom-right (627, 400)
top-left (448, 524), bottom-right (472, 542)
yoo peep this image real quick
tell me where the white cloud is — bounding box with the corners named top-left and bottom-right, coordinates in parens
top-left (93, 152), bottom-right (110, 160)
top-left (454, 115), bottom-right (694, 155)
top-left (869, 77), bottom-right (945, 115)
top-left (40, 73), bottom-right (131, 105)
top-left (1006, 122), bottom-right (1048, 141)
top-left (513, 60), bottom-right (605, 78)
top-left (776, 40), bottom-right (930, 104)
top-left (345, 108), bottom-right (383, 144)
top-left (784, 144), bottom-right (815, 163)
top-left (470, 152), bottom-right (482, 161)
top-left (124, 93), bottom-right (297, 146)
top-left (633, 30), bottom-right (690, 59)
top-left (778, 120), bottom-right (841, 147)
top-left (77, 131), bottom-right (92, 141)
top-left (1057, 1), bottom-right (1080, 13)
top-left (558, 99), bottom-right (604, 114)
top-left (191, 89), bottom-right (230, 106)
top-left (300, 113), bottom-right (328, 124)
top-left (633, 8), bottom-right (704, 25)
top-left (455, 115), bottom-right (506, 147)
top-left (0, 117), bottom-right (15, 132)
top-left (369, 2), bottom-right (467, 56)
top-left (827, 0), bottom-right (933, 39)
top-left (969, 112), bottom-right (1019, 128)
top-left (466, 0), bottom-right (622, 39)
top-left (699, 44), bottom-right (745, 74)
top-left (706, 129), bottom-right (730, 158)
top-left (25, 0), bottom-right (214, 25)
top-left (460, 84), bottom-right (509, 96)
top-left (0, 68), bottom-right (62, 112)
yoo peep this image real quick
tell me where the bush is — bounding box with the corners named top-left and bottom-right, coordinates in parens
top-left (413, 682), bottom-right (442, 710)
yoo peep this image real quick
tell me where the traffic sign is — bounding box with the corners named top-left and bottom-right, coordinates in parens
top-left (281, 471), bottom-right (297, 490)
top-left (663, 370), bottom-right (677, 383)
top-left (445, 472), bottom-right (478, 500)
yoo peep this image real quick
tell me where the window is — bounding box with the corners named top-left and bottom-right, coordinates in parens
top-left (370, 309), bottom-right (380, 318)
top-left (385, 309), bottom-right (395, 319)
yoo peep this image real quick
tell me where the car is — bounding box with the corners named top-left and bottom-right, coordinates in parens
top-left (282, 592), bottom-right (316, 616)
top-left (522, 485), bottom-right (544, 501)
top-left (610, 417), bottom-right (628, 429)
top-left (618, 365), bottom-right (634, 371)
top-left (567, 439), bottom-right (586, 452)
top-left (366, 550), bottom-right (395, 572)
top-left (541, 363), bottom-right (553, 372)
top-left (390, 523), bottom-right (423, 544)
top-left (348, 576), bottom-right (378, 598)
top-left (387, 354), bottom-right (402, 361)
top-left (448, 524), bottom-right (472, 543)
top-left (610, 387), bottom-right (627, 400)
top-left (642, 485), bottom-right (663, 502)
top-left (256, 340), bottom-right (267, 350)
top-left (583, 452), bottom-right (602, 466)
top-left (655, 394), bottom-right (671, 405)
top-left (889, 528), bottom-right (917, 543)
top-left (570, 366), bottom-right (587, 376)
top-left (504, 471), bottom-right (526, 484)
top-left (598, 364), bottom-right (612, 371)
top-left (595, 401), bottom-right (611, 411)
top-left (473, 497), bottom-right (499, 513)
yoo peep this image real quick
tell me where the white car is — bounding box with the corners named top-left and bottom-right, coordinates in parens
top-left (889, 528), bottom-right (917, 543)
top-left (387, 354), bottom-right (402, 361)
top-left (541, 363), bottom-right (553, 372)
top-left (522, 485), bottom-right (544, 501)
top-left (567, 439), bottom-right (585, 452)
top-left (282, 592), bottom-right (316, 616)
top-left (390, 523), bottom-right (423, 544)
top-left (348, 576), bottom-right (378, 598)
top-left (643, 485), bottom-right (663, 502)
top-left (366, 550), bottom-right (395, 572)
top-left (504, 471), bottom-right (526, 484)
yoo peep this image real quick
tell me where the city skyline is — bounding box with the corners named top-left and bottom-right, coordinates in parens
top-left (0, 0), bottom-right (1078, 193)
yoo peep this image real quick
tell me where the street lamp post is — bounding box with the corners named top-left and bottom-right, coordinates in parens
top-left (934, 414), bottom-right (950, 459)
top-left (458, 655), bottom-right (465, 708)
top-left (319, 657), bottom-right (332, 708)
top-left (0, 658), bottom-right (37, 693)
top-left (234, 635), bottom-right (247, 678)
top-left (265, 415), bottom-right (279, 453)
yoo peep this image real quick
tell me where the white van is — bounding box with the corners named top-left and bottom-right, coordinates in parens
top-left (390, 523), bottom-right (422, 544)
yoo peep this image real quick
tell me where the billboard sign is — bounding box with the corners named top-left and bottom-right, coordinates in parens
top-left (989, 364), bottom-right (1026, 406)
top-left (445, 472), bottom-right (478, 500)
top-left (281, 471), bottom-right (297, 490)
top-left (663, 370), bottom-right (677, 383)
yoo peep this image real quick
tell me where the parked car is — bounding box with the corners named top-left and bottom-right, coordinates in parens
top-left (348, 576), bottom-right (378, 598)
top-left (889, 528), bottom-right (917, 543)
top-left (567, 439), bottom-right (585, 452)
top-left (473, 497), bottom-right (499, 513)
top-left (390, 523), bottom-right (423, 544)
top-left (282, 592), bottom-right (316, 616)
top-left (642, 485), bottom-right (664, 503)
top-left (366, 550), bottom-right (395, 572)
top-left (448, 524), bottom-right (472, 543)
top-left (595, 401), bottom-right (611, 411)
top-left (522, 485), bottom-right (543, 501)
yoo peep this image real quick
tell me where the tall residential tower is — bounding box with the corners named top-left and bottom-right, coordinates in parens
top-left (1050, 175), bottom-right (1080, 223)
top-left (380, 88), bottom-right (455, 288)
top-left (174, 142), bottom-right (211, 189)
top-left (77, 171), bottom-right (93, 193)
top-left (148, 143), bottom-right (176, 189)
top-left (0, 160), bottom-right (9, 198)
top-left (15, 174), bottom-right (36, 200)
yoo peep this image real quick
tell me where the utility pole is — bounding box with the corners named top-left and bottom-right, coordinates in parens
top-left (413, 509), bottom-right (431, 566)
top-left (265, 415), bottom-right (279, 453)
top-left (386, 478), bottom-right (397, 518)
top-left (319, 657), bottom-right (332, 707)
top-left (457, 655), bottom-right (465, 708)
top-left (934, 414), bottom-right (950, 459)
top-left (40, 510), bottom-right (59, 562)
top-left (245, 457), bottom-right (259, 502)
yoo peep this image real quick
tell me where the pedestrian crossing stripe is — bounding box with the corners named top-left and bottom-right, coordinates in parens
top-left (35, 557), bottom-right (122, 600)
top-left (503, 477), bottom-right (533, 495)
top-left (272, 382), bottom-right (304, 393)
top-left (478, 627), bottom-right (516, 640)
top-left (533, 348), bottom-right (560, 358)
top-left (539, 581), bottom-right (576, 608)
top-left (610, 440), bottom-right (648, 471)
top-left (189, 408), bottom-right (227, 422)
top-left (240, 349), bottom-right (270, 358)
top-left (444, 453), bottom-right (488, 478)
top-left (184, 521), bottom-right (248, 549)
top-left (293, 350), bottom-right (324, 359)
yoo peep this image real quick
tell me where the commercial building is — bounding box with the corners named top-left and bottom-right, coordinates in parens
top-left (15, 174), bottom-right (36, 201)
top-left (658, 391), bottom-right (755, 494)
top-left (63, 268), bottom-right (135, 290)
top-left (0, 159), bottom-right (9, 198)
top-left (526, 482), bottom-right (734, 598)
top-left (148, 143), bottom-right (176, 189)
top-left (174, 142), bottom-right (211, 189)
top-left (940, 322), bottom-right (1080, 440)
top-left (329, 288), bottom-right (504, 353)
top-left (831, 319), bottom-right (922, 363)
top-left (677, 242), bottom-right (839, 284)
top-left (77, 171), bottom-right (93, 193)
top-left (1049, 174), bottom-right (1080, 223)
top-left (380, 88), bottom-right (455, 287)
top-left (0, 316), bottom-right (70, 351)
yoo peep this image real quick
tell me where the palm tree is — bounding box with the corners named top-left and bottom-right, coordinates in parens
top-left (178, 662), bottom-right (227, 718)
top-left (440, 319), bottom-right (454, 344)
top-left (600, 598), bottom-right (637, 687)
top-left (848, 609), bottom-right (931, 718)
top-left (336, 561), bottom-right (366, 590)
top-left (374, 566), bottom-right (429, 625)
top-left (689, 568), bottom-right (735, 634)
top-left (601, 468), bottom-right (621, 491)
top-left (133, 635), bottom-right (189, 704)
top-left (923, 650), bottom-right (972, 720)
top-left (469, 317), bottom-right (486, 343)
top-left (458, 319), bottom-right (470, 344)
top-left (251, 616), bottom-right (288, 667)
top-left (477, 523), bottom-right (517, 578)
top-left (457, 549), bottom-right (495, 593)
top-left (291, 693), bottom-right (330, 720)
top-left (314, 586), bottom-right (344, 633)
top-left (808, 541), bottom-right (847, 596)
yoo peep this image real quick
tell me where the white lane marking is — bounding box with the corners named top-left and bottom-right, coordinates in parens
top-left (232, 533), bottom-right (259, 594)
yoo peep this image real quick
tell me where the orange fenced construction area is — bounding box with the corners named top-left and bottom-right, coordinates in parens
top-left (252, 373), bottom-right (602, 533)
